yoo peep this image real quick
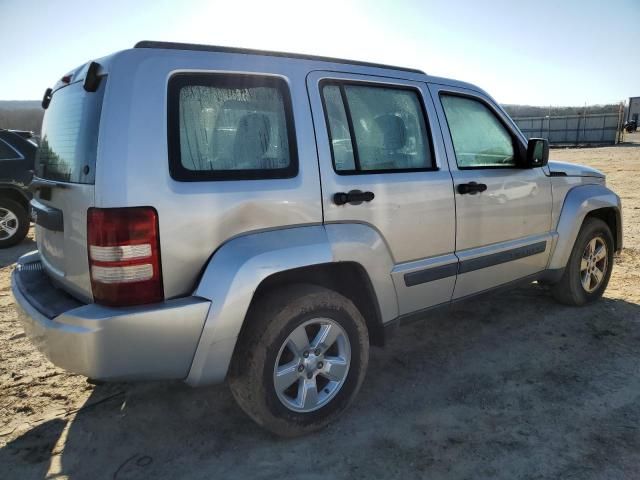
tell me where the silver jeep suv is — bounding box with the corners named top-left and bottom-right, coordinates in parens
top-left (12, 41), bottom-right (623, 436)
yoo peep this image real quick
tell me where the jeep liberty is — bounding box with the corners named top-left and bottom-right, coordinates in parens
top-left (12, 41), bottom-right (622, 436)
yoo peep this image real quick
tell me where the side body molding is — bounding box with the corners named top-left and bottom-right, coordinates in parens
top-left (185, 223), bottom-right (399, 386)
top-left (548, 184), bottom-right (623, 270)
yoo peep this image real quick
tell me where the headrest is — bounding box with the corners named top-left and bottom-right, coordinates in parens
top-left (374, 114), bottom-right (407, 150)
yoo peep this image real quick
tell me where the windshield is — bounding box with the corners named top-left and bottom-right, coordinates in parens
top-left (36, 79), bottom-right (105, 184)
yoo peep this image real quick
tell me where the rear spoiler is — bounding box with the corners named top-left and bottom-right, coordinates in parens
top-left (41, 61), bottom-right (103, 110)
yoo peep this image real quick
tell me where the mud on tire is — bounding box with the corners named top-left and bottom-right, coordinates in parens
top-left (227, 284), bottom-right (369, 437)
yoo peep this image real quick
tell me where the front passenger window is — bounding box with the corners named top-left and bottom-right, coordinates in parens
top-left (440, 95), bottom-right (516, 168)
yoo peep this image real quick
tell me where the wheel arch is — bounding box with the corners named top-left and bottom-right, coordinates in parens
top-left (245, 261), bottom-right (385, 347)
top-left (549, 184), bottom-right (622, 270)
top-left (0, 185), bottom-right (31, 213)
top-left (185, 223), bottom-right (398, 386)
top-left (584, 207), bottom-right (622, 253)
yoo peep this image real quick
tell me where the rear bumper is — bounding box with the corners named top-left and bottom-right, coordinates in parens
top-left (11, 251), bottom-right (211, 381)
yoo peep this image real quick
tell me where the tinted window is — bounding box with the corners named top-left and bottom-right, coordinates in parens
top-left (322, 82), bottom-right (434, 173)
top-left (36, 80), bottom-right (105, 183)
top-left (440, 95), bottom-right (516, 168)
top-left (0, 139), bottom-right (20, 160)
top-left (168, 74), bottom-right (297, 181)
top-left (322, 85), bottom-right (355, 171)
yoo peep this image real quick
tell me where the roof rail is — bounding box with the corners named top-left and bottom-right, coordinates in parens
top-left (134, 41), bottom-right (426, 75)
top-left (6, 129), bottom-right (34, 139)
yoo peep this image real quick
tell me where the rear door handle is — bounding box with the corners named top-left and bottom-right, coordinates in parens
top-left (457, 182), bottom-right (487, 195)
top-left (333, 190), bottom-right (375, 205)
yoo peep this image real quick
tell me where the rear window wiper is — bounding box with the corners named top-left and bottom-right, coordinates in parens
top-left (41, 61), bottom-right (102, 110)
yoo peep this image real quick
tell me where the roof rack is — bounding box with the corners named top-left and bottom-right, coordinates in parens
top-left (134, 41), bottom-right (426, 75)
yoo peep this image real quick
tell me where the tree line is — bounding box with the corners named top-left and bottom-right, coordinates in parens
top-left (0, 107), bottom-right (44, 135)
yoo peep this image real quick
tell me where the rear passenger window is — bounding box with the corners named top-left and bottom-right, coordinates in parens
top-left (321, 82), bottom-right (434, 173)
top-left (168, 74), bottom-right (297, 181)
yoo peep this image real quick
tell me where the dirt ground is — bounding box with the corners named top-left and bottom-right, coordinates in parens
top-left (1, 137), bottom-right (639, 480)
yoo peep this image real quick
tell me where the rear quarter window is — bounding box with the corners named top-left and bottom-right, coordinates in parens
top-left (167, 73), bottom-right (298, 181)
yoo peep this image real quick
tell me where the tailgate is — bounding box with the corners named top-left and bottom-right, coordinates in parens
top-left (33, 74), bottom-right (105, 302)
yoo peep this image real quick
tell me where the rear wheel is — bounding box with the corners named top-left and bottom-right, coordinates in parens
top-left (228, 284), bottom-right (369, 437)
top-left (0, 198), bottom-right (29, 248)
top-left (552, 218), bottom-right (614, 306)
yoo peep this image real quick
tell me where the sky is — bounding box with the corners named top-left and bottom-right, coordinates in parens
top-left (0, 0), bottom-right (638, 105)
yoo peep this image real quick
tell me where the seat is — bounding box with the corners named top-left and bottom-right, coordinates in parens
top-left (372, 113), bottom-right (410, 169)
top-left (375, 113), bottom-right (407, 150)
top-left (233, 113), bottom-right (271, 169)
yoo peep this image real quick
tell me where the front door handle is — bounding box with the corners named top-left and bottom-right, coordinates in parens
top-left (333, 190), bottom-right (375, 205)
top-left (457, 182), bottom-right (487, 195)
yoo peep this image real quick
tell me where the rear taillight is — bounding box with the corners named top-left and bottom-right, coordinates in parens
top-left (87, 207), bottom-right (163, 306)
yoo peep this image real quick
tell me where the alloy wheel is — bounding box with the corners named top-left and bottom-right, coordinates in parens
top-left (580, 236), bottom-right (608, 293)
top-left (0, 207), bottom-right (19, 240)
top-left (273, 318), bottom-right (351, 413)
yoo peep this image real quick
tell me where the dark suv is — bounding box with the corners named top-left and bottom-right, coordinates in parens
top-left (0, 129), bottom-right (36, 247)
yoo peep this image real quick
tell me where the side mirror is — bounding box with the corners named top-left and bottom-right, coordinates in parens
top-left (526, 138), bottom-right (549, 168)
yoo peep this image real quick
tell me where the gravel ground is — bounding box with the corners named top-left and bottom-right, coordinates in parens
top-left (1, 138), bottom-right (639, 479)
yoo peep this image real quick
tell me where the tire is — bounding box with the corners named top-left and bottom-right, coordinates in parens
top-left (0, 198), bottom-right (29, 248)
top-left (228, 284), bottom-right (369, 437)
top-left (551, 218), bottom-right (614, 306)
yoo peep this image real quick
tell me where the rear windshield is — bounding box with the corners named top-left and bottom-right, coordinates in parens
top-left (36, 79), bottom-right (105, 184)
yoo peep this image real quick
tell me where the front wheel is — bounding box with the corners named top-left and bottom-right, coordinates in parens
top-left (228, 284), bottom-right (369, 437)
top-left (551, 218), bottom-right (614, 306)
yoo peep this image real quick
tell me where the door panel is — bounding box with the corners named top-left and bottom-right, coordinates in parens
top-left (453, 167), bottom-right (551, 251)
top-left (429, 83), bottom-right (553, 298)
top-left (391, 252), bottom-right (458, 315)
top-left (453, 233), bottom-right (555, 298)
top-left (307, 72), bottom-right (456, 312)
top-left (34, 184), bottom-right (94, 302)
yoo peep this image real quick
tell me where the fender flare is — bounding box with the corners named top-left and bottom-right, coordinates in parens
top-left (0, 183), bottom-right (31, 207)
top-left (548, 184), bottom-right (622, 270)
top-left (185, 223), bottom-right (398, 386)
